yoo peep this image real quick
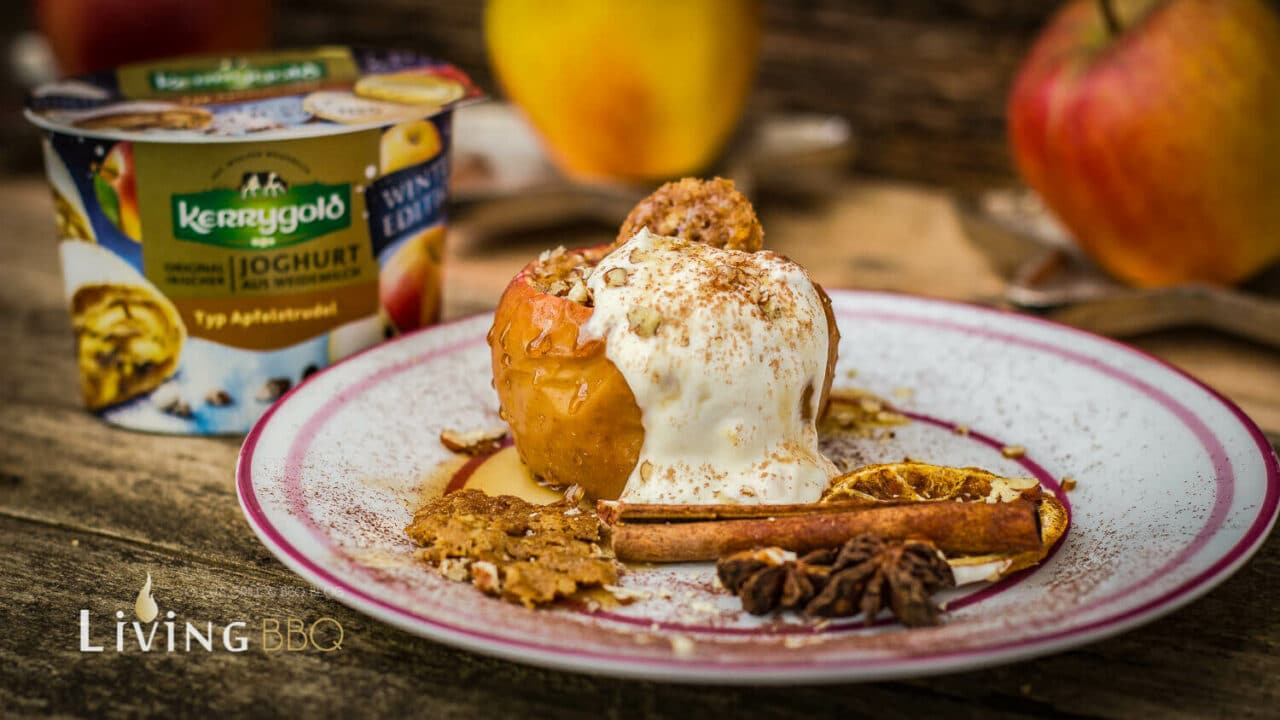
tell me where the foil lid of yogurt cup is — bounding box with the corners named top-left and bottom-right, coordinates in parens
top-left (26, 46), bottom-right (482, 142)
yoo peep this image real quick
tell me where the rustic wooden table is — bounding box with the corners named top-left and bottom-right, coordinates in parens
top-left (2, 177), bottom-right (1277, 718)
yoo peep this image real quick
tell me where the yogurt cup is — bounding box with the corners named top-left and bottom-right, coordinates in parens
top-left (26, 47), bottom-right (481, 433)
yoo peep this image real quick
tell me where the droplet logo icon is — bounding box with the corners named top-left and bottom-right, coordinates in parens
top-left (135, 573), bottom-right (158, 623)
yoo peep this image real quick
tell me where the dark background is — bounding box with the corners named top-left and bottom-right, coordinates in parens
top-left (2, 0), bottom-right (1057, 186)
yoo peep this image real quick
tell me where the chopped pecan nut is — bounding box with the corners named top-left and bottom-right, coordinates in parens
top-left (604, 267), bottom-right (629, 287)
top-left (627, 306), bottom-right (662, 337)
top-left (819, 389), bottom-right (910, 439)
top-left (439, 427), bottom-right (508, 456)
top-left (566, 279), bottom-right (591, 304)
top-left (1001, 445), bottom-right (1027, 459)
top-left (529, 245), bottom-right (609, 305)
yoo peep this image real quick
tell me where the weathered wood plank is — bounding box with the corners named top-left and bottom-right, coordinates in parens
top-left (1, 514), bottom-right (1277, 719)
top-left (0, 512), bottom-right (1274, 712)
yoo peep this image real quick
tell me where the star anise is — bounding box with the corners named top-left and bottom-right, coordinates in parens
top-left (715, 535), bottom-right (955, 627)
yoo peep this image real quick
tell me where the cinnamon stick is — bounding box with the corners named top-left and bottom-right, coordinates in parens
top-left (609, 499), bottom-right (1042, 563)
top-left (597, 498), bottom-right (894, 525)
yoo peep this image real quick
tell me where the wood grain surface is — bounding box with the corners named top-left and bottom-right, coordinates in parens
top-left (2, 178), bottom-right (1278, 719)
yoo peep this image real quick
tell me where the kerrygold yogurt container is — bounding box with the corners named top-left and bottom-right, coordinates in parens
top-left (26, 47), bottom-right (480, 433)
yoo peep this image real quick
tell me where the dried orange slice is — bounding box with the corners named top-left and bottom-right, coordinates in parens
top-left (822, 462), bottom-right (1069, 576)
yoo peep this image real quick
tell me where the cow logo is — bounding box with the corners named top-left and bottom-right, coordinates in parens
top-left (239, 171), bottom-right (289, 199)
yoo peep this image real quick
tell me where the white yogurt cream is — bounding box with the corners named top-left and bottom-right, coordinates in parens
top-left (581, 229), bottom-right (837, 504)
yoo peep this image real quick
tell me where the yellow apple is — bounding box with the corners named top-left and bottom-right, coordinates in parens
top-left (485, 0), bottom-right (761, 182)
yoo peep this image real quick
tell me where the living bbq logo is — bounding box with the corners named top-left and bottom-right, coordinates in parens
top-left (78, 573), bottom-right (344, 654)
top-left (170, 172), bottom-right (351, 250)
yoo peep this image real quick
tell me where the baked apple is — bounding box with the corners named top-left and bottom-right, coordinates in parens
top-left (489, 244), bottom-right (641, 500)
top-left (489, 179), bottom-right (839, 503)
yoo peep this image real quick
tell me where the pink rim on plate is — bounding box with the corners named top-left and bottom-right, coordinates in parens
top-left (236, 290), bottom-right (1279, 683)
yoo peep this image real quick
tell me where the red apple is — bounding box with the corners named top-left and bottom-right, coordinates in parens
top-left (1008, 0), bottom-right (1280, 287)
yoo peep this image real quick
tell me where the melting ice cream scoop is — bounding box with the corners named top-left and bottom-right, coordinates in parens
top-left (582, 229), bottom-right (837, 504)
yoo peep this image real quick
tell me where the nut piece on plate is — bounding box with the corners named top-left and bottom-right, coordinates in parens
top-left (439, 427), bottom-right (508, 456)
top-left (819, 388), bottom-right (911, 439)
top-left (616, 177), bottom-right (764, 252)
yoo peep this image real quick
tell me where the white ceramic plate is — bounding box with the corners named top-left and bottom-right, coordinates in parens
top-left (236, 290), bottom-right (1278, 683)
